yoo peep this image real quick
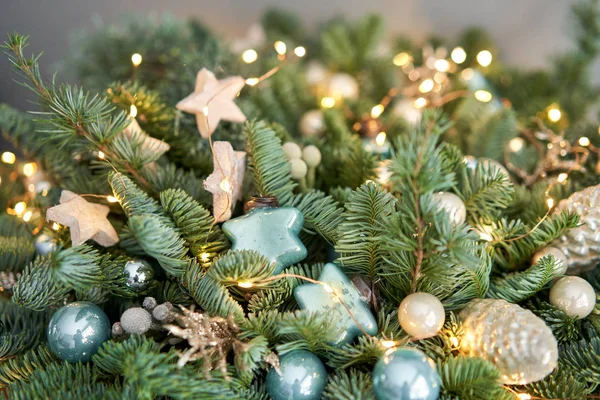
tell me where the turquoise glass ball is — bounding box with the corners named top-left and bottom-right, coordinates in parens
top-left (266, 350), bottom-right (327, 400)
top-left (47, 301), bottom-right (111, 363)
top-left (372, 348), bottom-right (441, 400)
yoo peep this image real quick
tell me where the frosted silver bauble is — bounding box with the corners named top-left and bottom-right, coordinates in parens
top-left (120, 307), bottom-right (153, 334)
top-left (328, 73), bottom-right (359, 100)
top-left (549, 276), bottom-right (596, 319)
top-left (398, 292), bottom-right (445, 339)
top-left (299, 110), bottom-right (325, 137)
top-left (549, 184), bottom-right (600, 273)
top-left (459, 299), bottom-right (558, 385)
top-left (532, 246), bottom-right (568, 275)
top-left (431, 192), bottom-right (466, 225)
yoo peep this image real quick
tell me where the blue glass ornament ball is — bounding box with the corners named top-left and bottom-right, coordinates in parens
top-left (372, 348), bottom-right (441, 400)
top-left (47, 301), bottom-right (111, 363)
top-left (266, 350), bottom-right (327, 400)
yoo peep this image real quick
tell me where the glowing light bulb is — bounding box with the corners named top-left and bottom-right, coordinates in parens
top-left (461, 68), bottom-right (474, 80)
top-left (451, 47), bottom-right (467, 64)
top-left (474, 90), bottom-right (492, 103)
top-left (547, 107), bottom-right (561, 122)
top-left (547, 198), bottom-right (555, 209)
top-left (241, 49), bottom-right (258, 63)
top-left (238, 281), bottom-right (253, 288)
top-left (381, 340), bottom-right (396, 349)
top-left (375, 132), bottom-right (387, 147)
top-left (294, 46), bottom-right (306, 57)
top-left (414, 97), bottom-right (428, 109)
top-left (408, 70), bottom-right (420, 81)
top-left (129, 104), bottom-right (138, 118)
top-left (434, 59), bottom-right (450, 72)
top-left (516, 394), bottom-right (531, 400)
top-left (323, 284), bottom-right (333, 293)
top-left (131, 53), bottom-right (143, 67)
top-left (200, 253), bottom-right (210, 262)
top-left (245, 78), bottom-right (259, 86)
top-left (419, 79), bottom-right (434, 93)
top-left (1, 152), bottom-right (16, 164)
top-left (107, 196), bottom-right (118, 203)
top-left (274, 41), bottom-right (287, 55)
top-left (450, 336), bottom-right (459, 347)
top-left (22, 210), bottom-right (32, 222)
top-left (14, 201), bottom-right (26, 215)
top-left (219, 178), bottom-right (231, 193)
top-left (52, 222), bottom-right (60, 231)
top-left (393, 52), bottom-right (411, 67)
top-left (557, 173), bottom-right (568, 183)
top-left (98, 151), bottom-right (105, 160)
top-left (370, 104), bottom-right (385, 118)
top-left (202, 106), bottom-right (209, 117)
top-left (579, 136), bottom-right (590, 147)
top-left (476, 50), bottom-right (492, 67)
top-left (508, 137), bottom-right (525, 153)
top-left (22, 162), bottom-right (37, 177)
top-left (321, 97), bottom-right (336, 108)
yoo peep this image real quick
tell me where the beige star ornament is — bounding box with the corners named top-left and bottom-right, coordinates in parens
top-left (204, 141), bottom-right (246, 222)
top-left (123, 118), bottom-right (170, 159)
top-left (176, 68), bottom-right (246, 138)
top-left (46, 190), bottom-right (119, 247)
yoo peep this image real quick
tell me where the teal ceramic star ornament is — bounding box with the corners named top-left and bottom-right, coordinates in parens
top-left (222, 206), bottom-right (307, 274)
top-left (293, 263), bottom-right (378, 346)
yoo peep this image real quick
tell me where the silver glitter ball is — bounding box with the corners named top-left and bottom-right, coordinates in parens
top-left (123, 260), bottom-right (154, 292)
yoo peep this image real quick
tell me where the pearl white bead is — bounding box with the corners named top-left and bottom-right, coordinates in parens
top-left (302, 145), bottom-right (322, 167)
top-left (290, 158), bottom-right (308, 179)
top-left (550, 276), bottom-right (596, 319)
top-left (299, 110), bottom-right (325, 138)
top-left (398, 292), bottom-right (445, 339)
top-left (328, 73), bottom-right (359, 100)
top-left (282, 142), bottom-right (302, 160)
top-left (532, 246), bottom-right (568, 275)
top-left (431, 192), bottom-right (467, 225)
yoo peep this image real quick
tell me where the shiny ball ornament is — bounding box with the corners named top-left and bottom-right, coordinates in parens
top-left (305, 61), bottom-right (329, 86)
top-left (302, 145), bottom-right (322, 168)
top-left (266, 350), bottom-right (327, 400)
top-left (392, 99), bottom-right (422, 124)
top-left (532, 246), bottom-right (568, 275)
top-left (299, 110), bottom-right (325, 137)
top-left (550, 276), bottom-right (596, 319)
top-left (34, 233), bottom-right (57, 256)
top-left (282, 142), bottom-right (303, 160)
top-left (47, 302), bottom-right (111, 363)
top-left (460, 298), bottom-right (558, 384)
top-left (290, 159), bottom-right (308, 180)
top-left (123, 259), bottom-right (154, 292)
top-left (328, 72), bottom-right (359, 100)
top-left (120, 307), bottom-right (153, 334)
top-left (431, 192), bottom-right (466, 225)
top-left (372, 348), bottom-right (441, 400)
top-left (399, 292), bottom-right (445, 339)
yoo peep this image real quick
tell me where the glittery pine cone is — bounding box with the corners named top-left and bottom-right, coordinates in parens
top-left (459, 299), bottom-right (558, 385)
top-left (550, 184), bottom-right (600, 273)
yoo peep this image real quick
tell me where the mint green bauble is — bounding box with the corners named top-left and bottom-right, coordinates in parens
top-left (372, 348), bottom-right (441, 400)
top-left (266, 350), bottom-right (327, 400)
top-left (47, 302), bottom-right (111, 363)
top-left (222, 206), bottom-right (307, 274)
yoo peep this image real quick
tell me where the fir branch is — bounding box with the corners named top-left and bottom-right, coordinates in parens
top-left (0, 236), bottom-right (35, 273)
top-left (240, 311), bottom-right (283, 343)
top-left (530, 301), bottom-right (581, 344)
top-left (326, 336), bottom-right (385, 370)
top-left (521, 364), bottom-right (594, 400)
top-left (488, 255), bottom-right (564, 303)
top-left (207, 250), bottom-right (275, 289)
top-left (335, 182), bottom-right (397, 279)
top-left (245, 120), bottom-right (296, 205)
top-left (276, 310), bottom-right (340, 355)
top-left (12, 258), bottom-right (70, 311)
top-left (160, 188), bottom-right (229, 260)
top-left (323, 369), bottom-right (375, 400)
top-left (93, 335), bottom-right (163, 377)
top-left (233, 335), bottom-right (270, 385)
top-left (438, 356), bottom-right (509, 400)
top-left (0, 345), bottom-right (56, 388)
top-left (108, 172), bottom-right (164, 218)
top-left (560, 335), bottom-right (600, 383)
top-left (0, 301), bottom-right (49, 360)
top-left (51, 245), bottom-right (102, 291)
top-left (288, 190), bottom-right (345, 244)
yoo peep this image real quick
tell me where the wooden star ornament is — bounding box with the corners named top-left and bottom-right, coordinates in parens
top-left (123, 118), bottom-right (170, 160)
top-left (176, 68), bottom-right (246, 138)
top-left (46, 190), bottom-right (119, 247)
top-left (204, 141), bottom-right (246, 222)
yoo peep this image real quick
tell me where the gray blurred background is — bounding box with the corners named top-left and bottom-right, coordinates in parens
top-left (0, 0), bottom-right (599, 142)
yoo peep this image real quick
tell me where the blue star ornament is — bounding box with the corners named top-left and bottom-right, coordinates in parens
top-left (222, 207), bottom-right (307, 274)
top-left (294, 263), bottom-right (378, 346)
